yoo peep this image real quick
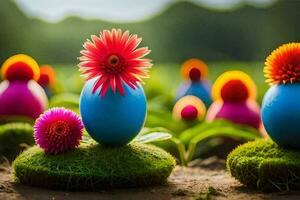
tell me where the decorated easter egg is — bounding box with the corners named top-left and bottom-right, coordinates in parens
top-left (80, 79), bottom-right (146, 146)
top-left (206, 70), bottom-right (261, 129)
top-left (176, 81), bottom-right (211, 108)
top-left (262, 84), bottom-right (300, 148)
top-left (261, 43), bottom-right (300, 148)
top-left (0, 54), bottom-right (48, 122)
top-left (78, 29), bottom-right (152, 146)
top-left (172, 95), bottom-right (206, 121)
top-left (0, 80), bottom-right (47, 121)
top-left (175, 58), bottom-right (212, 107)
top-left (207, 100), bottom-right (261, 129)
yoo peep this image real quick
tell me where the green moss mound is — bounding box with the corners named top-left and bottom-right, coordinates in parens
top-left (0, 115), bottom-right (34, 124)
top-left (13, 142), bottom-right (176, 190)
top-left (227, 139), bottom-right (300, 192)
top-left (0, 123), bottom-right (34, 159)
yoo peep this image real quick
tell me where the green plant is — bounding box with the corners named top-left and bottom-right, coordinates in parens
top-left (134, 130), bottom-right (172, 143)
top-left (179, 120), bottom-right (232, 145)
top-left (149, 120), bottom-right (261, 166)
top-left (227, 139), bottom-right (300, 192)
top-left (184, 122), bottom-right (261, 164)
top-left (146, 107), bottom-right (189, 134)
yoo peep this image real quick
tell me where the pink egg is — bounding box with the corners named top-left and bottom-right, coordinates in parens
top-left (206, 100), bottom-right (261, 129)
top-left (0, 80), bottom-right (48, 121)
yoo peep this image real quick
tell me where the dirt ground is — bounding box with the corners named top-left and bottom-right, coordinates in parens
top-left (1, 157), bottom-right (300, 200)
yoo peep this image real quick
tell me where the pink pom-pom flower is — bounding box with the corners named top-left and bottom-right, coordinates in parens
top-left (34, 107), bottom-right (84, 154)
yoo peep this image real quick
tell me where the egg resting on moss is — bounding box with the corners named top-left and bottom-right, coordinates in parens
top-left (79, 29), bottom-right (151, 146)
top-left (262, 43), bottom-right (300, 148)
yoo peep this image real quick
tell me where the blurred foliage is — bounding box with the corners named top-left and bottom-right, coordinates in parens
top-left (54, 62), bottom-right (267, 104)
top-left (0, 123), bottom-right (34, 160)
top-left (49, 93), bottom-right (80, 113)
top-left (148, 120), bottom-right (261, 166)
top-left (1, 0), bottom-right (300, 64)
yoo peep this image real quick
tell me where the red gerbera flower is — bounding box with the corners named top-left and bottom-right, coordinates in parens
top-left (79, 29), bottom-right (152, 97)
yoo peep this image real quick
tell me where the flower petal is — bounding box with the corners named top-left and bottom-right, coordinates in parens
top-left (78, 29), bottom-right (152, 97)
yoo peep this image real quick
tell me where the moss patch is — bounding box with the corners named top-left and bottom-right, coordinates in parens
top-left (13, 142), bottom-right (176, 190)
top-left (227, 139), bottom-right (300, 192)
top-left (0, 123), bottom-right (34, 159)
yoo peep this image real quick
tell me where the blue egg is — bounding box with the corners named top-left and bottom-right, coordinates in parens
top-left (175, 80), bottom-right (212, 107)
top-left (80, 79), bottom-right (147, 146)
top-left (262, 83), bottom-right (300, 148)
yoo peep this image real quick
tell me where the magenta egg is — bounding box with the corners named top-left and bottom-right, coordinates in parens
top-left (0, 80), bottom-right (48, 121)
top-left (206, 100), bottom-right (261, 129)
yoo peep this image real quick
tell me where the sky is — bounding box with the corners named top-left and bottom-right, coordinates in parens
top-left (14, 0), bottom-right (277, 23)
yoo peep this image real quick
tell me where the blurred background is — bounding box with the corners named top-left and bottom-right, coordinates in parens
top-left (1, 0), bottom-right (299, 64)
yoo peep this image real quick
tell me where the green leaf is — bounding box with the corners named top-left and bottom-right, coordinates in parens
top-left (134, 132), bottom-right (172, 143)
top-left (179, 120), bottom-right (261, 145)
top-left (169, 137), bottom-right (188, 166)
top-left (185, 126), bottom-right (261, 163)
top-left (179, 120), bottom-right (233, 145)
top-left (140, 127), bottom-right (172, 135)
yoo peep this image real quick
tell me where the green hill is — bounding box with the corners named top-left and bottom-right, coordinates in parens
top-left (0, 0), bottom-right (300, 64)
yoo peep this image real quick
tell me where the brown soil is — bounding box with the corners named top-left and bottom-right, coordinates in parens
top-left (1, 157), bottom-right (300, 200)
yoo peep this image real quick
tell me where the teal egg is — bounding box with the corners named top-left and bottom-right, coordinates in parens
top-left (80, 79), bottom-right (147, 146)
top-left (262, 83), bottom-right (300, 149)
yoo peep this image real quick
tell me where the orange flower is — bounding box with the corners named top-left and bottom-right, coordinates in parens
top-left (264, 43), bottom-right (300, 85)
top-left (181, 58), bottom-right (208, 81)
top-left (1, 54), bottom-right (40, 81)
top-left (79, 29), bottom-right (152, 97)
